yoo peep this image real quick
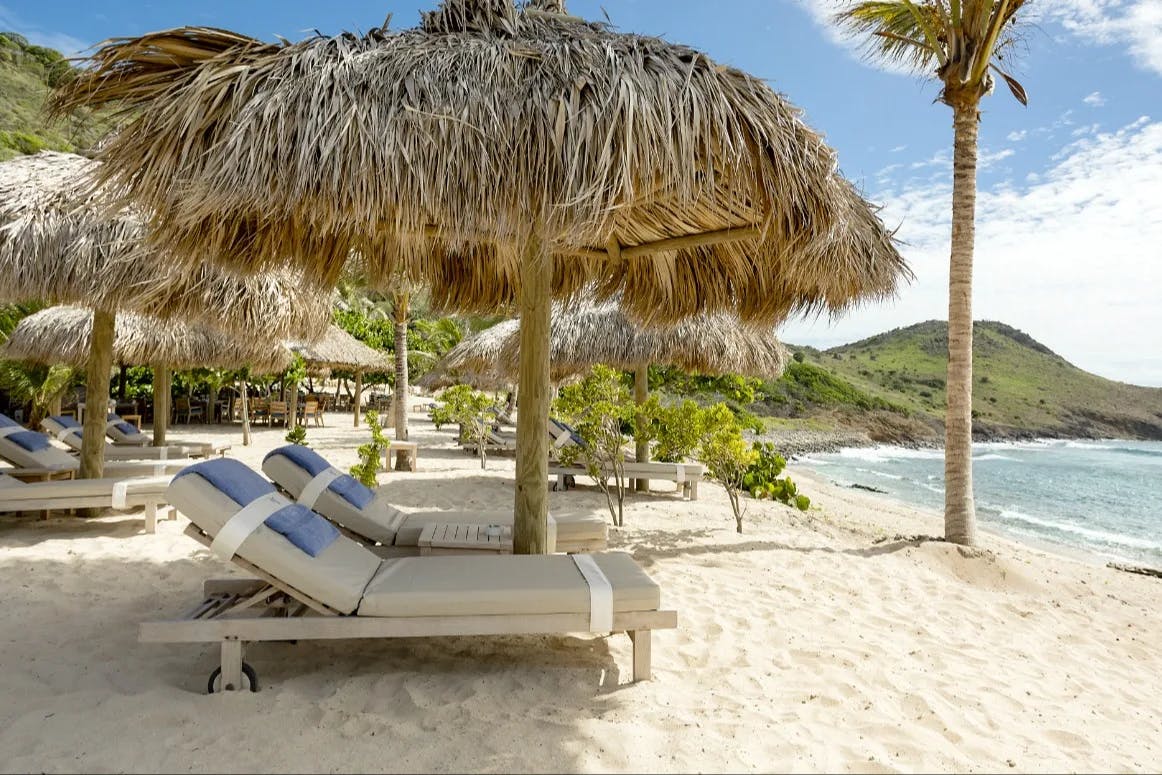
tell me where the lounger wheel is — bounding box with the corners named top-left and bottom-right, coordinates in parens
top-left (206, 662), bottom-right (259, 693)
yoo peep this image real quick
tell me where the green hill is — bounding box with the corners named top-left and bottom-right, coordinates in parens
top-left (774, 320), bottom-right (1162, 443)
top-left (0, 33), bottom-right (111, 161)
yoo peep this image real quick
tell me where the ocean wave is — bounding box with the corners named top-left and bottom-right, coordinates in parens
top-left (1109, 447), bottom-right (1162, 459)
top-left (1064, 441), bottom-right (1114, 450)
top-left (834, 446), bottom-right (944, 463)
top-left (856, 468), bottom-right (904, 480)
top-left (973, 453), bottom-right (1017, 462)
top-left (996, 509), bottom-right (1162, 552)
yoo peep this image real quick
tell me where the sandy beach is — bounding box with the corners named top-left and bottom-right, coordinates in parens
top-left (0, 411), bottom-right (1158, 773)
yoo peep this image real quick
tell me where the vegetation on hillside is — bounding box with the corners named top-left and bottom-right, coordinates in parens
top-left (0, 33), bottom-right (112, 161)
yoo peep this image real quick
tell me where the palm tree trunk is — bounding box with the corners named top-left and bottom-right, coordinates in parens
top-left (80, 309), bottom-right (115, 480)
top-left (944, 99), bottom-right (980, 546)
top-left (513, 233), bottom-right (551, 555)
top-left (393, 291), bottom-right (410, 446)
top-left (353, 370), bottom-right (363, 427)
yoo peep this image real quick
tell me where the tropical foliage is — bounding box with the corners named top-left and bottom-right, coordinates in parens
top-left (431, 384), bottom-right (497, 469)
top-left (349, 410), bottom-right (388, 488)
top-left (695, 403), bottom-right (758, 533)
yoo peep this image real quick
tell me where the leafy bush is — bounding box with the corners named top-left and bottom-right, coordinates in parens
top-left (554, 365), bottom-right (635, 526)
top-left (741, 442), bottom-right (811, 511)
top-left (349, 410), bottom-right (387, 488)
top-left (285, 424), bottom-right (308, 446)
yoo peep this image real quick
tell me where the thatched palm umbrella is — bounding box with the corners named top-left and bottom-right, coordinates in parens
top-left (286, 324), bottom-right (392, 427)
top-left (0, 305), bottom-right (293, 445)
top-left (423, 301), bottom-right (789, 488)
top-left (0, 151), bottom-right (333, 470)
top-left (0, 306), bottom-right (292, 373)
top-left (55, 0), bottom-right (909, 551)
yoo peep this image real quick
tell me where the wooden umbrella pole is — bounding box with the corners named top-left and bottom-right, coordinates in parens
top-left (513, 233), bottom-right (551, 555)
top-left (634, 364), bottom-right (650, 492)
top-left (353, 370), bottom-right (363, 428)
top-left (240, 378), bottom-right (251, 446)
top-left (80, 308), bottom-right (116, 480)
top-left (393, 291), bottom-right (410, 443)
top-left (152, 363), bottom-right (169, 446)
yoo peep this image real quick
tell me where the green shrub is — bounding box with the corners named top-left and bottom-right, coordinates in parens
top-left (741, 442), bottom-right (810, 511)
top-left (349, 410), bottom-right (387, 488)
top-left (285, 424), bottom-right (307, 446)
top-left (696, 403), bottom-right (757, 533)
top-left (554, 365), bottom-right (635, 526)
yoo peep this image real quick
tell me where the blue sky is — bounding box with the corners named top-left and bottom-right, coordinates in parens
top-left (3, 0), bottom-right (1161, 385)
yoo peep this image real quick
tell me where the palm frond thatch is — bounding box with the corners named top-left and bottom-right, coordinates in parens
top-left (0, 305), bottom-right (293, 373)
top-left (54, 3), bottom-right (910, 326)
top-left (421, 300), bottom-right (789, 386)
top-left (287, 325), bottom-right (392, 373)
top-left (0, 151), bottom-right (334, 337)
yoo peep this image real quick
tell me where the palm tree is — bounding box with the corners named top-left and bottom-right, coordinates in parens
top-left (837, 1), bottom-right (1029, 545)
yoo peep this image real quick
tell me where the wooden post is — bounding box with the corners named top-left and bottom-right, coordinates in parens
top-left (634, 364), bottom-right (650, 492)
top-left (393, 291), bottom-right (410, 444)
top-left (47, 394), bottom-right (62, 418)
top-left (240, 379), bottom-right (252, 446)
top-left (513, 234), bottom-right (551, 555)
top-left (353, 370), bottom-right (363, 427)
top-left (80, 309), bottom-right (115, 480)
top-left (117, 364), bottom-right (127, 401)
top-left (152, 364), bottom-right (169, 446)
top-left (288, 379), bottom-right (300, 429)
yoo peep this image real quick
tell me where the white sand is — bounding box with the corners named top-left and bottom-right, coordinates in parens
top-left (0, 412), bottom-right (1158, 773)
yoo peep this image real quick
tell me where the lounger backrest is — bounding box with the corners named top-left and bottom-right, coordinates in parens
top-left (0, 431), bottom-right (78, 470)
top-left (167, 472), bottom-right (382, 615)
top-left (262, 450), bottom-right (402, 545)
top-left (41, 417), bottom-right (84, 450)
top-left (106, 414), bottom-right (150, 444)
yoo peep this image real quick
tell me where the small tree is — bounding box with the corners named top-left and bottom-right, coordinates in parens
top-left (349, 410), bottom-right (387, 488)
top-left (743, 442), bottom-right (810, 511)
top-left (651, 399), bottom-right (707, 463)
top-left (697, 403), bottom-right (758, 533)
top-left (554, 365), bottom-right (635, 527)
top-left (450, 387), bottom-right (497, 469)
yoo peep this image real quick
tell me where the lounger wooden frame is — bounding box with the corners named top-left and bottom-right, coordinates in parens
top-left (1, 490), bottom-right (173, 531)
top-left (549, 462), bottom-right (703, 500)
top-left (144, 525), bottom-right (676, 691)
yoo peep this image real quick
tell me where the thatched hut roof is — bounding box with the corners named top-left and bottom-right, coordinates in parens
top-left (0, 305), bottom-right (292, 373)
top-left (422, 301), bottom-right (788, 385)
top-left (54, 0), bottom-right (909, 326)
top-left (0, 151), bottom-right (333, 337)
top-left (287, 325), bottom-right (391, 373)
top-left (416, 324), bottom-right (514, 391)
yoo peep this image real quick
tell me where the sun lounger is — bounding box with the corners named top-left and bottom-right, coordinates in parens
top-left (42, 416), bottom-right (196, 461)
top-left (546, 418), bottom-right (704, 499)
top-left (105, 413), bottom-right (231, 457)
top-left (153, 459), bottom-right (675, 691)
top-left (262, 445), bottom-right (608, 553)
top-left (0, 472), bottom-right (174, 531)
top-left (0, 414), bottom-right (188, 479)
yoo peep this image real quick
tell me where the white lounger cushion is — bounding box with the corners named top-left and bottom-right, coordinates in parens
top-left (262, 453), bottom-right (402, 545)
top-left (167, 473), bottom-right (381, 615)
top-left (0, 435), bottom-right (78, 469)
top-left (357, 552), bottom-right (660, 617)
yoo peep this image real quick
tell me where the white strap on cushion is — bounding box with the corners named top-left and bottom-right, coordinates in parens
top-left (105, 419), bottom-right (119, 432)
top-left (157, 447), bottom-right (168, 461)
top-left (297, 466), bottom-right (344, 510)
top-left (0, 425), bottom-right (23, 439)
top-left (210, 492), bottom-right (286, 561)
top-left (55, 426), bottom-right (81, 442)
top-left (552, 429), bottom-right (573, 449)
top-left (385, 507), bottom-right (408, 533)
top-left (570, 554), bottom-right (613, 633)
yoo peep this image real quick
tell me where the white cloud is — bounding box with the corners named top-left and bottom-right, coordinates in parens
top-left (1043, 0), bottom-right (1162, 76)
top-left (889, 144), bottom-right (908, 153)
top-left (1007, 130), bottom-right (1028, 142)
top-left (1083, 91), bottom-right (1107, 107)
top-left (0, 4), bottom-right (88, 55)
top-left (781, 116), bottom-right (1162, 386)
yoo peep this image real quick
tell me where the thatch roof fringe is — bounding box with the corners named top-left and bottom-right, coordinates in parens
top-left (287, 325), bottom-right (392, 373)
top-left (53, 5), bottom-right (909, 325)
top-left (0, 305), bottom-right (292, 373)
top-left (422, 300), bottom-right (789, 386)
top-left (0, 152), bottom-right (334, 337)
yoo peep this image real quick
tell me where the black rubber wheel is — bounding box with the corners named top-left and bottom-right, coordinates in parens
top-left (206, 662), bottom-right (259, 693)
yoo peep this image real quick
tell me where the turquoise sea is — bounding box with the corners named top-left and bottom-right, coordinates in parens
top-left (800, 439), bottom-right (1162, 567)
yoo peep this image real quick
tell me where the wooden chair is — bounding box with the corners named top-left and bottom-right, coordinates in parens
top-left (302, 400), bottom-right (322, 427)
top-left (268, 401), bottom-right (289, 428)
top-left (174, 397), bottom-right (205, 424)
